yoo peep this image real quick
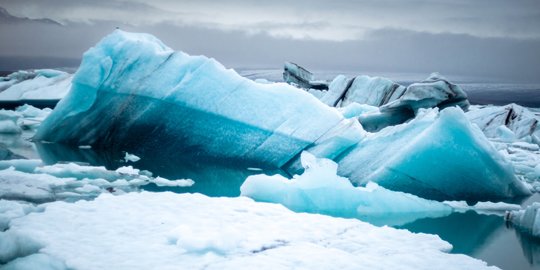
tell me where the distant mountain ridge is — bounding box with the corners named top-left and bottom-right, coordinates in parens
top-left (0, 6), bottom-right (61, 25)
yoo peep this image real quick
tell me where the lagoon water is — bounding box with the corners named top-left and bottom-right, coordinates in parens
top-left (2, 70), bottom-right (540, 269)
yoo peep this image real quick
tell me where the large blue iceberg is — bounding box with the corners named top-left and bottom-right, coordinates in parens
top-left (35, 30), bottom-right (529, 200)
top-left (35, 30), bottom-right (362, 168)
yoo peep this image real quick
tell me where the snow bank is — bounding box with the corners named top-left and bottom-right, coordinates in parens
top-left (35, 30), bottom-right (362, 168)
top-left (241, 152), bottom-right (452, 225)
top-left (3, 192), bottom-right (496, 269)
top-left (337, 107), bottom-right (530, 200)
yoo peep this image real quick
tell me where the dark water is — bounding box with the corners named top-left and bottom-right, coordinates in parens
top-left (28, 142), bottom-right (540, 270)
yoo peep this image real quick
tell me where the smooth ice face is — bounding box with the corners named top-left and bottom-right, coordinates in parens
top-left (241, 152), bottom-right (452, 226)
top-left (35, 30), bottom-right (362, 168)
top-left (2, 192), bottom-right (496, 269)
top-left (336, 107), bottom-right (530, 201)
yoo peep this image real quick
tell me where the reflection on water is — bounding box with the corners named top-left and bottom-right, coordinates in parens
top-left (20, 141), bottom-right (540, 269)
top-left (35, 142), bottom-right (285, 197)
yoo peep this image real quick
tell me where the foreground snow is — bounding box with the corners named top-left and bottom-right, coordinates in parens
top-left (2, 192), bottom-right (497, 269)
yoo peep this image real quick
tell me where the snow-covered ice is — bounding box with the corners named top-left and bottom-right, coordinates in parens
top-left (123, 152), bottom-right (140, 162)
top-left (1, 192), bottom-right (497, 269)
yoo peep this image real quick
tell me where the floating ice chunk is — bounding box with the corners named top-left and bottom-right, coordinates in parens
top-left (4, 192), bottom-right (495, 269)
top-left (0, 161), bottom-right (193, 202)
top-left (115, 166), bottom-right (140, 175)
top-left (0, 119), bottom-right (22, 134)
top-left (382, 72), bottom-right (469, 112)
top-left (35, 30), bottom-right (359, 168)
top-left (467, 104), bottom-right (540, 143)
top-left (124, 152), bottom-right (141, 162)
top-left (0, 69), bottom-right (72, 101)
top-left (241, 152), bottom-right (452, 224)
top-left (337, 107), bottom-right (530, 200)
top-left (151, 177), bottom-right (194, 187)
top-left (507, 202), bottom-right (540, 238)
top-left (0, 159), bottom-right (43, 173)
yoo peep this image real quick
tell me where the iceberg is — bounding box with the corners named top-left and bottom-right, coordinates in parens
top-left (467, 103), bottom-right (540, 144)
top-left (34, 30), bottom-right (528, 201)
top-left (241, 152), bottom-right (452, 225)
top-left (0, 69), bottom-right (72, 109)
top-left (35, 30), bottom-right (362, 168)
top-left (1, 191), bottom-right (496, 269)
top-left (336, 107), bottom-right (530, 200)
top-left (507, 203), bottom-right (540, 238)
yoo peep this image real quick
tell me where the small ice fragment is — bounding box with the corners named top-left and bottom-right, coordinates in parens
top-left (124, 152), bottom-right (141, 162)
top-left (246, 167), bottom-right (262, 171)
top-left (78, 145), bottom-right (92, 149)
top-left (115, 166), bottom-right (140, 175)
top-left (151, 177), bottom-right (194, 187)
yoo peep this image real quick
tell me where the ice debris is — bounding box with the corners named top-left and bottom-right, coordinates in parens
top-left (0, 160), bottom-right (194, 203)
top-left (0, 69), bottom-right (72, 103)
top-left (123, 152), bottom-right (140, 162)
top-left (1, 191), bottom-right (496, 269)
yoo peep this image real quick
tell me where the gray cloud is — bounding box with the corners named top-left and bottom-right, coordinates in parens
top-left (1, 0), bottom-right (540, 40)
top-left (0, 1), bottom-right (539, 82)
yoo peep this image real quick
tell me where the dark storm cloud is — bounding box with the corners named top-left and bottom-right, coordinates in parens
top-left (0, 0), bottom-right (539, 82)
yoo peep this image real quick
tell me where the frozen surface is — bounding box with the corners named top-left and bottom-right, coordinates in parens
top-left (0, 69), bottom-right (72, 101)
top-left (336, 107), bottom-right (530, 200)
top-left (35, 30), bottom-right (361, 168)
top-left (3, 192), bottom-right (497, 269)
top-left (241, 152), bottom-right (452, 225)
top-left (508, 202), bottom-right (540, 238)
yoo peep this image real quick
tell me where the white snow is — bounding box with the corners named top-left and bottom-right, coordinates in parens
top-left (3, 192), bottom-right (497, 269)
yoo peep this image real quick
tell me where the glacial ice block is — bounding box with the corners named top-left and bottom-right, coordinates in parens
top-left (241, 152), bottom-right (452, 225)
top-left (507, 202), bottom-right (540, 238)
top-left (0, 69), bottom-right (72, 101)
top-left (336, 107), bottom-right (530, 201)
top-left (467, 103), bottom-right (540, 143)
top-left (34, 30), bottom-right (362, 167)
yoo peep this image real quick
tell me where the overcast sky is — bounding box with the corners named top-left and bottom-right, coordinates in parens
top-left (1, 0), bottom-right (539, 82)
